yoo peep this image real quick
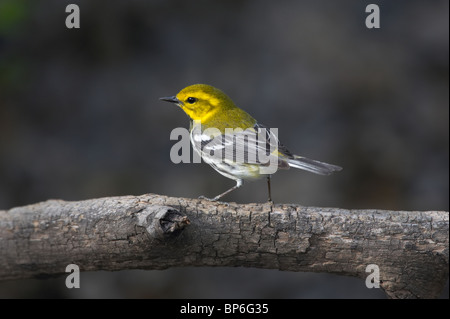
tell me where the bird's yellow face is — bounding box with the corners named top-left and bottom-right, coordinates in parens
top-left (161, 84), bottom-right (257, 131)
top-left (173, 84), bottom-right (236, 122)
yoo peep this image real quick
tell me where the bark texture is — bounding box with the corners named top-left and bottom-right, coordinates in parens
top-left (0, 194), bottom-right (448, 298)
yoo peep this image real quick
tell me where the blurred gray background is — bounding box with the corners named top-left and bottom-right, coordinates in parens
top-left (0, 0), bottom-right (448, 298)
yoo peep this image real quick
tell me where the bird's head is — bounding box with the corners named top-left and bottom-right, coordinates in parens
top-left (160, 84), bottom-right (236, 122)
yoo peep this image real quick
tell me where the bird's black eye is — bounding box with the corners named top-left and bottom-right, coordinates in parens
top-left (187, 97), bottom-right (197, 104)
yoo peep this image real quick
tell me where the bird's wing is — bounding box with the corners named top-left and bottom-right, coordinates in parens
top-left (253, 123), bottom-right (295, 159)
top-left (193, 124), bottom-right (281, 166)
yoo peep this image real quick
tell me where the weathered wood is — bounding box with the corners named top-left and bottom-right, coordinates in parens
top-left (0, 194), bottom-right (448, 298)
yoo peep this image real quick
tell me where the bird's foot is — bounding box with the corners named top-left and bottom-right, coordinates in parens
top-left (198, 195), bottom-right (229, 206)
top-left (198, 195), bottom-right (214, 201)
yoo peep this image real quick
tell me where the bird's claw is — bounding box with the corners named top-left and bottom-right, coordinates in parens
top-left (198, 195), bottom-right (214, 201)
top-left (198, 195), bottom-right (229, 206)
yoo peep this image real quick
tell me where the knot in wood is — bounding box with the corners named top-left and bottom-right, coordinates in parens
top-left (137, 205), bottom-right (190, 240)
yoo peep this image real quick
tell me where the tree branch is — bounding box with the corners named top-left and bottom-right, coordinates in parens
top-left (0, 194), bottom-right (448, 298)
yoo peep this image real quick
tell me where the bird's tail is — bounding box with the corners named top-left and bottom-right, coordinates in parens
top-left (287, 156), bottom-right (342, 175)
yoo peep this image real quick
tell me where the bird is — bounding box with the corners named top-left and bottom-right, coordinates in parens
top-left (160, 84), bottom-right (342, 202)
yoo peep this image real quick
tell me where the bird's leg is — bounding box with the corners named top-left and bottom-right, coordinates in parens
top-left (199, 180), bottom-right (243, 202)
top-left (267, 175), bottom-right (273, 204)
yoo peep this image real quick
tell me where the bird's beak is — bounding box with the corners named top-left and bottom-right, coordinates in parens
top-left (159, 96), bottom-right (182, 105)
